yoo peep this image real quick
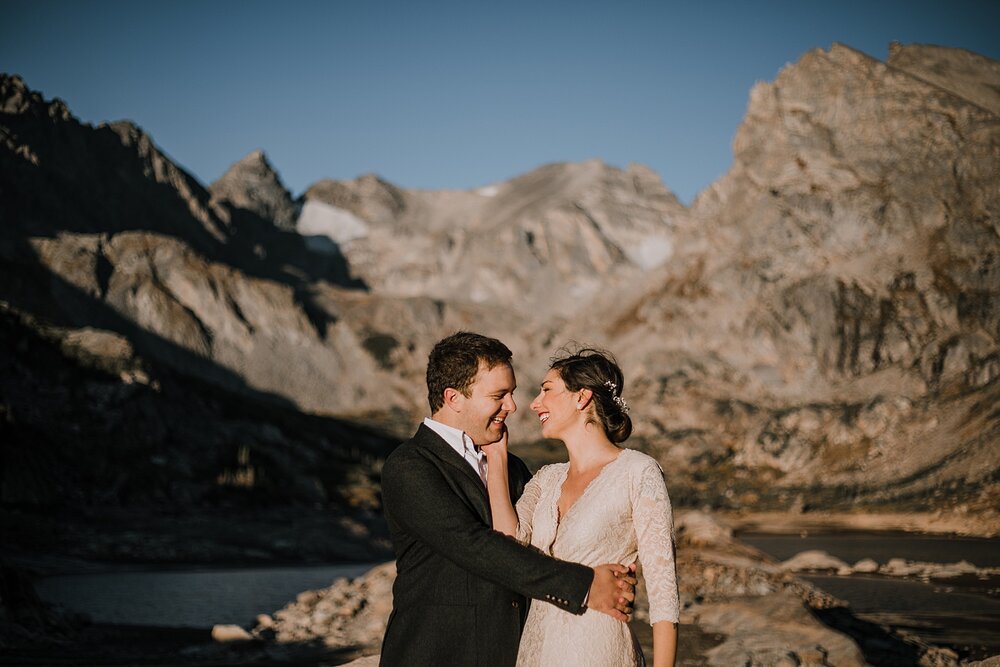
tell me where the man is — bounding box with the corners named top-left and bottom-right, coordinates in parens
top-left (380, 332), bottom-right (635, 666)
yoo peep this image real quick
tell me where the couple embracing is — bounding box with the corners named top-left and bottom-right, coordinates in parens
top-left (379, 332), bottom-right (678, 667)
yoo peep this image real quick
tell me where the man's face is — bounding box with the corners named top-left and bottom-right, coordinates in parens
top-left (455, 362), bottom-right (517, 445)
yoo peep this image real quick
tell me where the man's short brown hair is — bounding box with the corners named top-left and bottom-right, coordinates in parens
top-left (426, 332), bottom-right (513, 413)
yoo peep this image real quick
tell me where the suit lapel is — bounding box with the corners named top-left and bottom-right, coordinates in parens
top-left (413, 424), bottom-right (490, 510)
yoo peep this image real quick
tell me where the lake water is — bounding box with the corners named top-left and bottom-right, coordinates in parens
top-left (739, 531), bottom-right (1000, 661)
top-left (36, 563), bottom-right (377, 628)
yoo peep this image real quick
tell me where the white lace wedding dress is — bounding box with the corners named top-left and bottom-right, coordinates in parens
top-left (515, 449), bottom-right (678, 667)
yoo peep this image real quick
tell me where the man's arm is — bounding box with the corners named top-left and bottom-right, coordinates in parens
top-left (383, 452), bottom-right (632, 617)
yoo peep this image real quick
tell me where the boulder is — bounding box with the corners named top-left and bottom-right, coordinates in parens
top-left (211, 624), bottom-right (252, 643)
top-left (779, 550), bottom-right (850, 572)
top-left (852, 558), bottom-right (879, 573)
top-left (675, 510), bottom-right (733, 546)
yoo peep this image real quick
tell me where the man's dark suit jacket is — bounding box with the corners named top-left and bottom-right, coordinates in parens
top-left (379, 424), bottom-right (593, 667)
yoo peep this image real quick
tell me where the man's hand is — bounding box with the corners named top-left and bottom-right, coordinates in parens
top-left (587, 563), bottom-right (636, 622)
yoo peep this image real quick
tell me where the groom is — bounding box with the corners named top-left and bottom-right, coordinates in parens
top-left (379, 332), bottom-right (635, 667)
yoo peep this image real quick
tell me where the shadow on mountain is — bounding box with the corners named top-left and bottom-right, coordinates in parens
top-left (214, 204), bottom-right (368, 291)
top-left (1, 83), bottom-right (366, 339)
top-left (0, 233), bottom-right (301, 406)
top-left (1, 234), bottom-right (396, 565)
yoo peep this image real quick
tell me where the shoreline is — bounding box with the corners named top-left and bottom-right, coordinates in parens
top-left (3, 549), bottom-right (384, 578)
top-left (9, 511), bottom-right (997, 666)
top-left (717, 510), bottom-right (1000, 538)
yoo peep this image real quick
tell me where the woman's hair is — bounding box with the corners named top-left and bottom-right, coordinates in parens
top-left (550, 347), bottom-right (632, 443)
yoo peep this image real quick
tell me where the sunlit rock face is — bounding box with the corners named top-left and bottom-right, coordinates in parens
top-left (556, 43), bottom-right (1000, 511)
top-left (301, 160), bottom-right (687, 320)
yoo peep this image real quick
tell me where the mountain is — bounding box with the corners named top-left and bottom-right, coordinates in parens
top-left (299, 159), bottom-right (687, 319)
top-left (209, 150), bottom-right (298, 232)
top-left (2, 41), bottom-right (998, 534)
top-left (547, 43), bottom-right (1000, 513)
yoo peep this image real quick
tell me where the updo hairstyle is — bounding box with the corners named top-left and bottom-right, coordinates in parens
top-left (549, 348), bottom-right (632, 443)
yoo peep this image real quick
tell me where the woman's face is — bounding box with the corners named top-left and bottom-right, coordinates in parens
top-left (530, 368), bottom-right (580, 440)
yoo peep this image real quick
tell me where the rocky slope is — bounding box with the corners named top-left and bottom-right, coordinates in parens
top-left (300, 159), bottom-right (687, 319)
top-left (209, 150), bottom-right (298, 232)
top-left (532, 42), bottom-right (1000, 516)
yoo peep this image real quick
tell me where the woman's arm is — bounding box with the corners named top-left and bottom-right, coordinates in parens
top-left (483, 428), bottom-right (519, 536)
top-left (652, 620), bottom-right (678, 667)
top-left (632, 460), bottom-right (680, 667)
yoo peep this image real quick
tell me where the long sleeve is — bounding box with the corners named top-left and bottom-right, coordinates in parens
top-left (382, 451), bottom-right (593, 614)
top-left (514, 469), bottom-right (546, 545)
top-left (631, 460), bottom-right (679, 624)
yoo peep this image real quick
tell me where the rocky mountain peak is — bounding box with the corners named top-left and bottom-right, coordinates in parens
top-left (0, 73), bottom-right (71, 120)
top-left (293, 158), bottom-right (686, 319)
top-left (572, 42), bottom-right (1000, 514)
top-left (210, 149), bottom-right (297, 231)
top-left (303, 173), bottom-right (407, 226)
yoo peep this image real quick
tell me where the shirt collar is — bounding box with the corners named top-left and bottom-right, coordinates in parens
top-left (423, 417), bottom-right (483, 460)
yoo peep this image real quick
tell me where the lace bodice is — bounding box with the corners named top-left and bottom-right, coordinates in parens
top-left (515, 448), bottom-right (679, 625)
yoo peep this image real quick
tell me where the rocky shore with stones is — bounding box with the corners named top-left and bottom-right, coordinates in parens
top-left (188, 512), bottom-right (987, 667)
top-left (4, 511), bottom-right (997, 666)
top-left (779, 549), bottom-right (999, 581)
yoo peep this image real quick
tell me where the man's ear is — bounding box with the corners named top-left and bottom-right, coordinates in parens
top-left (443, 387), bottom-right (464, 413)
top-left (577, 388), bottom-right (593, 410)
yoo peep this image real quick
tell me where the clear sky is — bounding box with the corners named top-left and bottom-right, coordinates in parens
top-left (3, 0), bottom-right (998, 204)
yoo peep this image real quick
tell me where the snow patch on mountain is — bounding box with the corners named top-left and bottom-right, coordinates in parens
top-left (297, 199), bottom-right (370, 245)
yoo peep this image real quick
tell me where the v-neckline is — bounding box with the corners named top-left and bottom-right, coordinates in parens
top-left (555, 449), bottom-right (625, 525)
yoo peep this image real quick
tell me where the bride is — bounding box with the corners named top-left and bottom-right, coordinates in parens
top-left (485, 348), bottom-right (678, 667)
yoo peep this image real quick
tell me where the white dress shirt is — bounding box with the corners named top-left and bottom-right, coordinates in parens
top-left (424, 417), bottom-right (488, 485)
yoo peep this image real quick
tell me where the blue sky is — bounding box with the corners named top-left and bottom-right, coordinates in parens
top-left (3, 0), bottom-right (998, 203)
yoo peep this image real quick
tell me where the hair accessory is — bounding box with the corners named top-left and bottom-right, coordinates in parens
top-left (603, 380), bottom-right (629, 414)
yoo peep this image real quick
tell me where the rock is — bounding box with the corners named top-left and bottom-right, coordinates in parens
top-left (258, 561), bottom-right (396, 648)
top-left (296, 590), bottom-right (320, 606)
top-left (883, 558), bottom-right (925, 576)
top-left (964, 656), bottom-right (1000, 667)
top-left (888, 42), bottom-right (1000, 116)
top-left (211, 624), bottom-right (253, 643)
top-left (340, 657), bottom-right (380, 667)
top-left (928, 560), bottom-right (977, 578)
top-left (780, 550), bottom-right (850, 572)
top-left (852, 558), bottom-right (879, 573)
top-left (209, 150), bottom-right (298, 231)
top-left (698, 591), bottom-right (866, 666)
top-left (675, 510), bottom-right (733, 546)
top-left (918, 645), bottom-right (959, 666)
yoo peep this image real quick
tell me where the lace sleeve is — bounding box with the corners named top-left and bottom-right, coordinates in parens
top-left (514, 468), bottom-right (546, 545)
top-left (632, 459), bottom-right (679, 624)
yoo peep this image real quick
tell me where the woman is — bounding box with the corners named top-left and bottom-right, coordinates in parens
top-left (486, 349), bottom-right (678, 667)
